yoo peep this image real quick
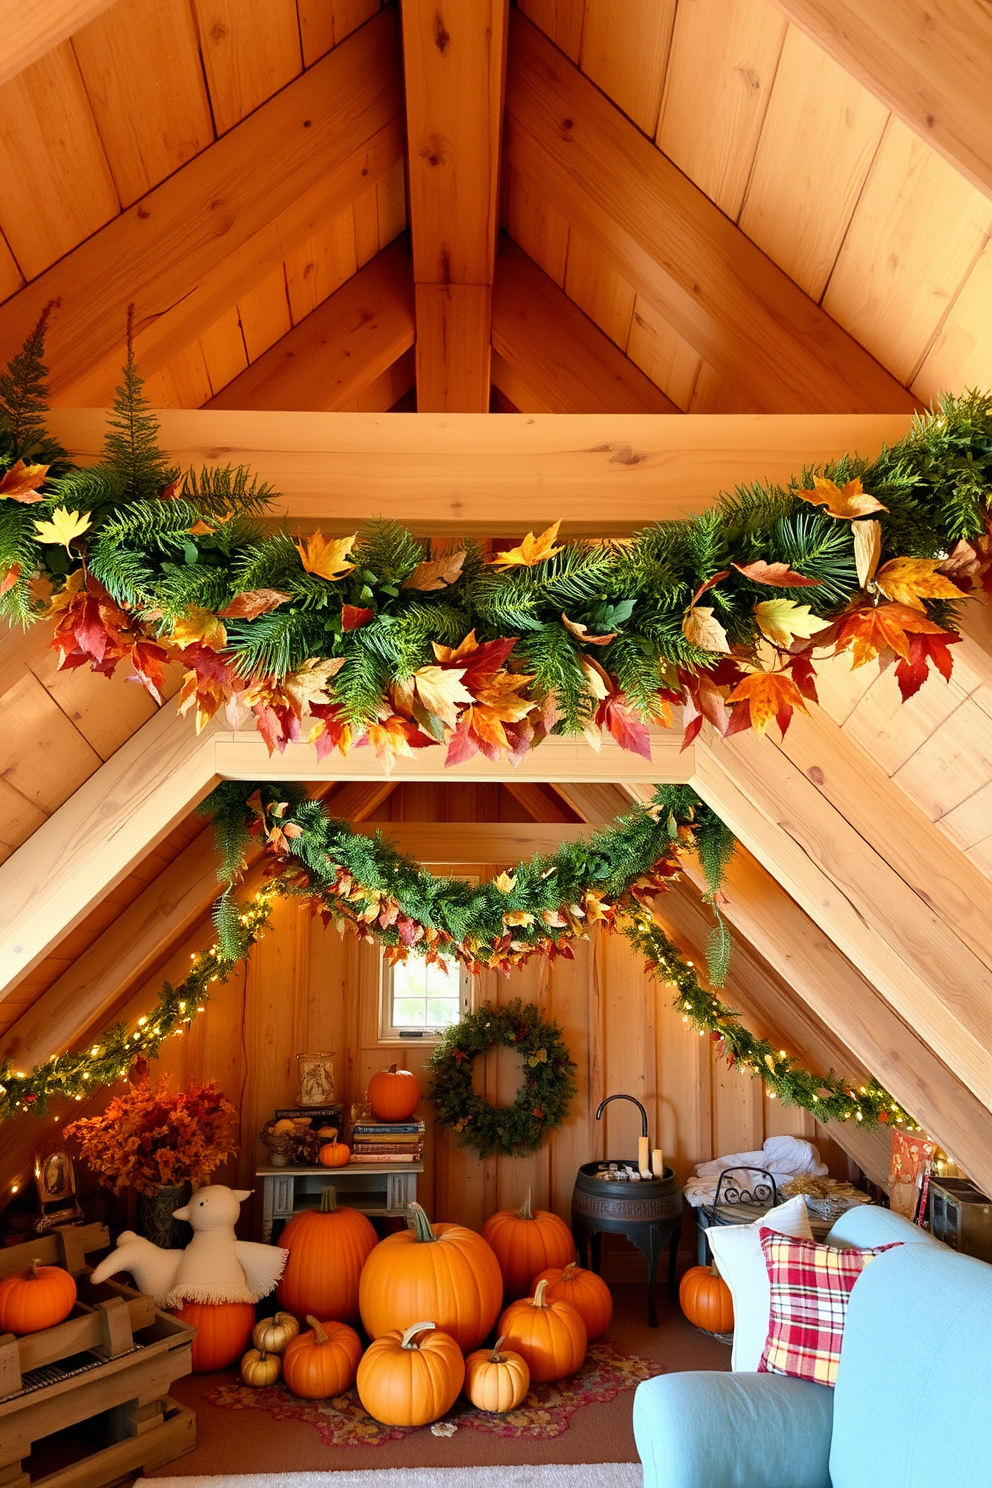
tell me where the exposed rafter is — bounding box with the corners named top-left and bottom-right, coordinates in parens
top-left (492, 236), bottom-right (678, 413)
top-left (0, 8), bottom-right (404, 401)
top-left (0, 0), bottom-right (117, 86)
top-left (206, 238), bottom-right (415, 412)
top-left (504, 10), bottom-right (916, 414)
top-left (401, 0), bottom-right (508, 410)
top-left (769, 0), bottom-right (992, 203)
top-left (351, 820), bottom-right (591, 860)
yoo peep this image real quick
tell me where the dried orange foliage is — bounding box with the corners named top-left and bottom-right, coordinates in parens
top-left (797, 476), bottom-right (887, 521)
top-left (295, 531), bottom-right (356, 580)
top-left (491, 521), bottom-right (563, 569)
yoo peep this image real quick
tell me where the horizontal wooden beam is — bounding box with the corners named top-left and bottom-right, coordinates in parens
top-left (769, 0), bottom-right (992, 203)
top-left (44, 408), bottom-right (914, 536)
top-left (492, 237), bottom-right (678, 414)
top-left (351, 820), bottom-right (592, 861)
top-left (0, 0), bottom-right (116, 86)
top-left (206, 239), bottom-right (415, 411)
top-left (505, 10), bottom-right (915, 414)
top-left (0, 8), bottom-right (403, 401)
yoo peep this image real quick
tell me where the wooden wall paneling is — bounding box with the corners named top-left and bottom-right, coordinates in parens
top-left (913, 238), bottom-right (992, 401)
top-left (141, 341), bottom-right (214, 409)
top-left (768, 0), bottom-right (992, 202)
top-left (625, 297), bottom-right (701, 412)
top-left (236, 265), bottom-right (292, 365)
top-left (505, 12), bottom-right (914, 414)
top-left (737, 25), bottom-right (889, 300)
top-left (0, 0), bottom-right (118, 86)
top-left (578, 1), bottom-right (675, 137)
top-left (488, 351), bottom-right (551, 415)
top-left (199, 305), bottom-right (249, 395)
top-left (890, 699), bottom-right (992, 830)
top-left (656, 0), bottom-right (787, 221)
top-left (26, 649), bottom-right (159, 761)
top-left (503, 166), bottom-right (570, 284)
top-left (0, 233), bottom-right (23, 302)
top-left (0, 42), bottom-right (119, 280)
top-left (804, 650), bottom-right (881, 728)
top-left (823, 117), bottom-right (992, 386)
top-left (297, 0), bottom-right (381, 66)
top-left (45, 409), bottom-right (916, 536)
top-left (517, 0), bottom-right (584, 62)
top-left (376, 161), bottom-right (408, 249)
top-left (192, 0), bottom-right (302, 135)
top-left (563, 226), bottom-right (637, 349)
top-left (71, 0), bottom-right (214, 208)
top-left (839, 667), bottom-right (970, 780)
top-left (0, 9), bottom-right (403, 401)
top-left (208, 240), bottom-right (414, 412)
top-left (940, 782), bottom-right (992, 861)
top-left (402, 0), bottom-right (508, 411)
top-left (0, 671), bottom-right (102, 822)
top-left (547, 941), bottom-right (594, 1220)
top-left (0, 782), bottom-right (47, 868)
top-left (285, 207), bottom-right (359, 323)
top-left (502, 782), bottom-right (576, 823)
top-left (688, 365), bottom-right (757, 415)
top-left (353, 181), bottom-right (382, 269)
top-left (492, 239), bottom-right (678, 414)
top-left (354, 347), bottom-right (417, 413)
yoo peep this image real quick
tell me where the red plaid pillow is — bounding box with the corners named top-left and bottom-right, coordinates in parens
top-left (758, 1228), bottom-right (901, 1387)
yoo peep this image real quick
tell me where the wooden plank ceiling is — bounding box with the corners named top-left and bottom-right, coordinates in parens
top-left (1, 0), bottom-right (991, 1193)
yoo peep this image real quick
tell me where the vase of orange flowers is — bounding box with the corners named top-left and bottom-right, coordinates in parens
top-left (65, 1077), bottom-right (239, 1249)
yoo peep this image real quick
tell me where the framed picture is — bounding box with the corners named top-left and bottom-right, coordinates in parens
top-left (296, 1052), bottom-right (336, 1107)
top-left (35, 1147), bottom-right (77, 1205)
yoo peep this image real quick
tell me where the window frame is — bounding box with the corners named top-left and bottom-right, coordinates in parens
top-left (377, 952), bottom-right (473, 1045)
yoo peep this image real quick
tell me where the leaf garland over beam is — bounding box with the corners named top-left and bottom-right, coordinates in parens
top-left (1, 319), bottom-right (990, 764)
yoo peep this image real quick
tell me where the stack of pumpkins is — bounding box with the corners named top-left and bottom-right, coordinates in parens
top-left (243, 1185), bottom-right (614, 1428)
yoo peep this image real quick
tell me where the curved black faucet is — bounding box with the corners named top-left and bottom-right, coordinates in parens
top-left (595, 1092), bottom-right (648, 1138)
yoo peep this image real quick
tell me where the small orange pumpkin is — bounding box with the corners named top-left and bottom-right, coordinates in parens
top-left (497, 1278), bottom-right (587, 1383)
top-left (318, 1140), bottom-right (350, 1168)
top-left (357, 1320), bottom-right (465, 1427)
top-left (483, 1188), bottom-right (575, 1301)
top-left (282, 1314), bottom-right (362, 1399)
top-left (0, 1259), bottom-right (76, 1335)
top-left (173, 1300), bottom-right (256, 1372)
top-left (464, 1333), bottom-right (530, 1413)
top-left (679, 1264), bottom-right (734, 1334)
top-left (359, 1202), bottom-right (502, 1352)
top-left (533, 1260), bottom-right (613, 1341)
top-left (368, 1063), bottom-right (420, 1122)
top-left (277, 1187), bottom-right (377, 1323)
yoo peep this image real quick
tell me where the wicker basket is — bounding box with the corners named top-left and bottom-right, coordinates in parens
top-left (259, 1118), bottom-right (321, 1167)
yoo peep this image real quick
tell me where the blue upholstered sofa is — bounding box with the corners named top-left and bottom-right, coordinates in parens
top-left (632, 1205), bottom-right (992, 1488)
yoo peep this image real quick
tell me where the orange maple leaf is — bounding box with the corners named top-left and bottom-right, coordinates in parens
top-left (874, 556), bottom-right (968, 611)
top-left (727, 670), bottom-right (809, 738)
top-left (171, 606), bottom-right (227, 651)
top-left (401, 549), bottom-right (466, 591)
top-left (0, 459), bottom-right (49, 503)
top-left (834, 601), bottom-right (947, 668)
top-left (490, 521), bottom-right (563, 569)
top-left (796, 476), bottom-right (887, 521)
top-left (295, 530), bottom-right (356, 581)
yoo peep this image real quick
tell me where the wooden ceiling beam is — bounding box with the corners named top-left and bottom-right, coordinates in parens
top-left (0, 0), bottom-right (117, 86)
top-left (504, 10), bottom-right (915, 414)
top-left (401, 0), bottom-right (508, 410)
top-left (0, 8), bottom-right (403, 400)
top-left (352, 820), bottom-right (591, 861)
top-left (492, 236), bottom-right (678, 414)
top-left (44, 408), bottom-right (914, 536)
top-left (769, 0), bottom-right (992, 203)
top-left (206, 239), bottom-right (415, 412)
top-left (501, 782), bottom-right (576, 823)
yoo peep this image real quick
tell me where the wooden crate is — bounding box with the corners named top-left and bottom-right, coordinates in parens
top-left (0, 1224), bottom-right (196, 1488)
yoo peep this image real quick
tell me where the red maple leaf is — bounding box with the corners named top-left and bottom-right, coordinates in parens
top-left (595, 692), bottom-right (652, 758)
top-left (893, 628), bottom-right (960, 701)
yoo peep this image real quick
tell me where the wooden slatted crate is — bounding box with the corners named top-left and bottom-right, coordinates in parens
top-left (0, 1223), bottom-right (195, 1488)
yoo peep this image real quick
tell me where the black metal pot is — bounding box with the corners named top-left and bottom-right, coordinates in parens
top-left (572, 1161), bottom-right (682, 1230)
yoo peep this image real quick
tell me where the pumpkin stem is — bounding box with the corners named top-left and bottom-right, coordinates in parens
top-left (400, 1320), bottom-right (436, 1350)
top-left (531, 1278), bottom-right (549, 1308)
top-left (561, 1262), bottom-right (578, 1281)
top-left (517, 1187), bottom-right (534, 1221)
top-left (307, 1315), bottom-right (329, 1345)
top-left (28, 1259), bottom-right (42, 1279)
top-left (407, 1202), bottom-right (437, 1243)
top-left (257, 1346), bottom-right (270, 1361)
top-left (318, 1188), bottom-right (337, 1213)
top-left (387, 1063), bottom-right (399, 1074)
top-left (490, 1334), bottom-right (507, 1363)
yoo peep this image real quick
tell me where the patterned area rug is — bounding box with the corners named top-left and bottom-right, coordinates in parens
top-left (205, 1343), bottom-right (663, 1448)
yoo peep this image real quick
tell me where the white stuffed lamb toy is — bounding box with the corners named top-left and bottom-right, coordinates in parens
top-left (90, 1184), bottom-right (285, 1308)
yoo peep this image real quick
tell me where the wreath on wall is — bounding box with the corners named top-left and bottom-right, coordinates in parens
top-left (425, 1000), bottom-right (577, 1158)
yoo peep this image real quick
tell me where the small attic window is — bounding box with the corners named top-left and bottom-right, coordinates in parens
top-left (379, 954), bottom-right (472, 1042)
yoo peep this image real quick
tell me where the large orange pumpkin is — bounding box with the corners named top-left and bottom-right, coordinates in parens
top-left (173, 1300), bottom-right (256, 1372)
top-left (277, 1187), bottom-right (377, 1324)
top-left (368, 1064), bottom-right (420, 1122)
top-left (357, 1321), bottom-right (464, 1427)
top-left (497, 1278), bottom-right (587, 1383)
top-left (679, 1265), bottom-right (734, 1334)
top-left (482, 1188), bottom-right (575, 1301)
top-left (0, 1260), bottom-right (76, 1334)
top-left (282, 1314), bottom-right (362, 1399)
top-left (464, 1334), bottom-right (530, 1413)
top-left (359, 1202), bottom-right (501, 1351)
top-left (533, 1261), bottom-right (613, 1341)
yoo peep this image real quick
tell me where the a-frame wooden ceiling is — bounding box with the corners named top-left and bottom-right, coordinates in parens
top-left (1, 0), bottom-right (991, 1205)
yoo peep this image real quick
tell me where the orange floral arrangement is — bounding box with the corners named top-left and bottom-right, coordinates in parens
top-left (65, 1078), bottom-right (239, 1197)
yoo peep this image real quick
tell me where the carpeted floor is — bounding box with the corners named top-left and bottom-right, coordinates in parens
top-left (152, 1285), bottom-right (728, 1476)
top-left (151, 1467), bottom-right (642, 1487)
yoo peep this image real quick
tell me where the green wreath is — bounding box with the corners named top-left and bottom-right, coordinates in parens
top-left (426, 1000), bottom-right (577, 1158)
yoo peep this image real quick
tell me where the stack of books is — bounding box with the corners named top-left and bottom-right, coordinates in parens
top-left (349, 1118), bottom-right (425, 1163)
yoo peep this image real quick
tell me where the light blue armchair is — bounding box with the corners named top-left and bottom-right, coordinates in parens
top-left (633, 1206), bottom-right (992, 1488)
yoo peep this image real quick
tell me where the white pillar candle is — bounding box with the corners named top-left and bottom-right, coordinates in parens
top-left (652, 1148), bottom-right (665, 1179)
top-left (638, 1135), bottom-right (651, 1177)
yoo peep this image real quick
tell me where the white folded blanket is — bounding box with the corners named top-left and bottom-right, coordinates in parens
top-left (684, 1136), bottom-right (829, 1208)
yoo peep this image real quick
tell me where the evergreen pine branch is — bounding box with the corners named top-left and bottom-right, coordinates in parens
top-left (0, 300), bottom-right (68, 464)
top-left (102, 311), bottom-right (173, 501)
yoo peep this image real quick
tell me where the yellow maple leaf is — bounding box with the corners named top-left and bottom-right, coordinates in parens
top-left (682, 605), bottom-right (730, 654)
top-left (797, 476), bottom-right (887, 521)
top-left (295, 530), bottom-right (356, 581)
top-left (755, 599), bottom-right (830, 648)
top-left (33, 507), bottom-right (91, 550)
top-left (490, 521), bottom-right (563, 569)
top-left (874, 556), bottom-right (966, 611)
top-left (494, 870), bottom-right (517, 894)
top-left (171, 606), bottom-right (228, 651)
top-left (413, 665), bottom-right (474, 727)
top-left (503, 909), bottom-right (535, 927)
